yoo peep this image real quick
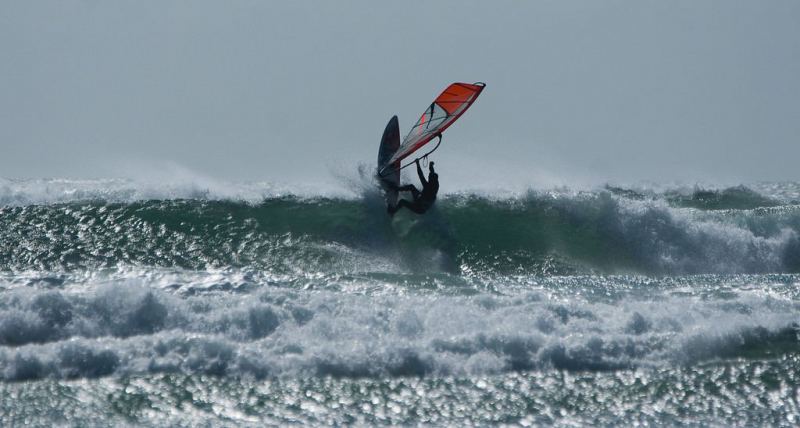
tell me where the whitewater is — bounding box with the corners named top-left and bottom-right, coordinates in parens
top-left (2, 177), bottom-right (800, 426)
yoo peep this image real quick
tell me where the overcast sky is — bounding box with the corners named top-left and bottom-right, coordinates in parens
top-left (2, 1), bottom-right (799, 190)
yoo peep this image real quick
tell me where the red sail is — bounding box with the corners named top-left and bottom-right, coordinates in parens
top-left (385, 82), bottom-right (485, 166)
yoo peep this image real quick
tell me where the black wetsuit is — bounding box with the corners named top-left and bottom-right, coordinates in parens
top-left (388, 161), bottom-right (439, 215)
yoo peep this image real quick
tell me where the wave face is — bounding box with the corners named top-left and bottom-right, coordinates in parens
top-left (1, 179), bottom-right (799, 425)
top-left (1, 182), bottom-right (800, 275)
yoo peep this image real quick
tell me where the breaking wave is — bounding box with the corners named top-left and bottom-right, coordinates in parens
top-left (1, 180), bottom-right (799, 275)
top-left (1, 273), bottom-right (798, 381)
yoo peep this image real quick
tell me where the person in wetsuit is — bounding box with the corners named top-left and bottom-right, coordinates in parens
top-left (388, 159), bottom-right (439, 215)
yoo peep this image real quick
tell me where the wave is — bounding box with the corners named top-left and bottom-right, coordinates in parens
top-left (1, 185), bottom-right (800, 275)
top-left (1, 273), bottom-right (797, 381)
top-left (0, 178), bottom-right (351, 206)
top-left (3, 178), bottom-right (798, 207)
top-left (606, 184), bottom-right (788, 210)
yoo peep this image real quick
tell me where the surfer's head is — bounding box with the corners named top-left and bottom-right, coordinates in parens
top-left (429, 161), bottom-right (435, 173)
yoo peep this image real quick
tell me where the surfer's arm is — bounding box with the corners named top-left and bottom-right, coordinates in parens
top-left (416, 159), bottom-right (427, 186)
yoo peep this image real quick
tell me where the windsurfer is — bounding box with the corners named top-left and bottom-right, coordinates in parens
top-left (388, 159), bottom-right (439, 215)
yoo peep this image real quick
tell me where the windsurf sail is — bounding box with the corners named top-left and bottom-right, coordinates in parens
top-left (382, 82), bottom-right (485, 171)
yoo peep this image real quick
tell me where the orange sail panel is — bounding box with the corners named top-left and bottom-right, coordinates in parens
top-left (386, 82), bottom-right (485, 166)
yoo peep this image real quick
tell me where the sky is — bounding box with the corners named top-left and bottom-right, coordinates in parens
top-left (2, 1), bottom-right (799, 190)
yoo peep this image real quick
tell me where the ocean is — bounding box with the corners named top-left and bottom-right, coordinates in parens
top-left (1, 177), bottom-right (799, 426)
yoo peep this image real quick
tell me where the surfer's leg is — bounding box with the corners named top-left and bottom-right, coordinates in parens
top-left (406, 201), bottom-right (427, 214)
top-left (390, 200), bottom-right (407, 214)
top-left (392, 199), bottom-right (427, 215)
top-left (391, 199), bottom-right (413, 214)
top-left (398, 185), bottom-right (420, 200)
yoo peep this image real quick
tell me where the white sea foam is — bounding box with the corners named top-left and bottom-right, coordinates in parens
top-left (1, 269), bottom-right (797, 381)
top-left (0, 177), bottom-right (355, 206)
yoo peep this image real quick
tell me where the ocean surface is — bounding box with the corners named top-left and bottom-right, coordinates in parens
top-left (1, 177), bottom-right (799, 426)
